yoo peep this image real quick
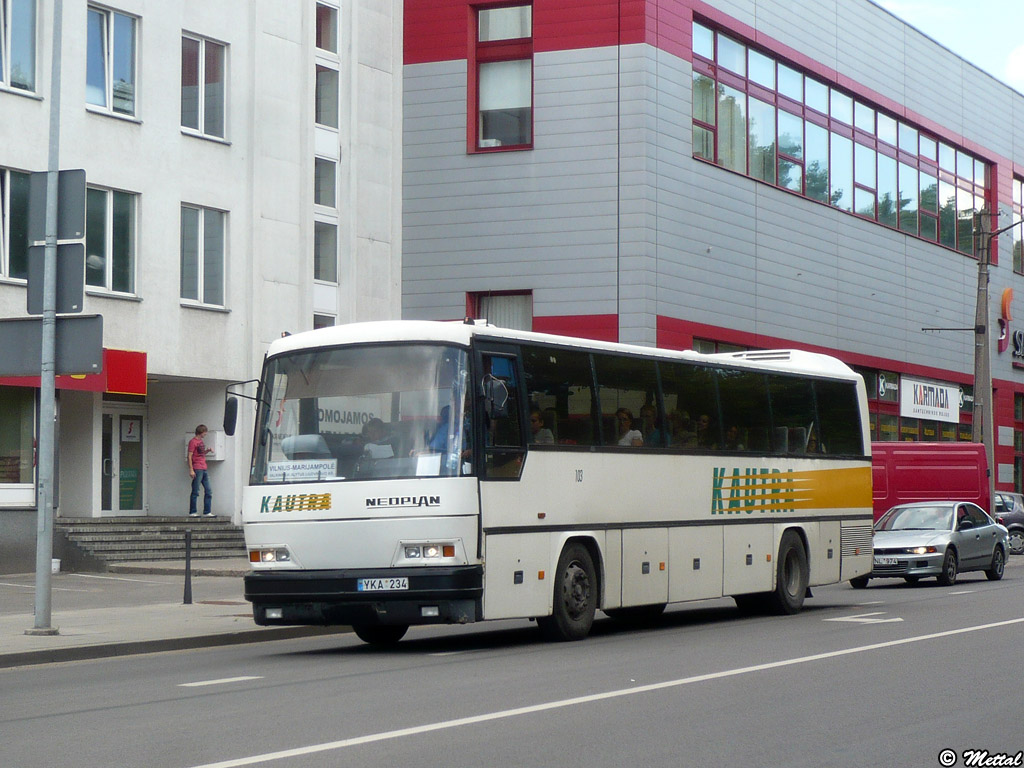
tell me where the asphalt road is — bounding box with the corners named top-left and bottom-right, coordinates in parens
top-left (4, 561), bottom-right (1024, 768)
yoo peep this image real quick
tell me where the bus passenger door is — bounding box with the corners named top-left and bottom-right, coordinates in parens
top-left (474, 346), bottom-right (526, 480)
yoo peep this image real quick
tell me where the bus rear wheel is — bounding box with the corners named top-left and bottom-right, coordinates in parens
top-left (538, 542), bottom-right (597, 642)
top-left (766, 531), bottom-right (808, 615)
top-left (352, 623), bottom-right (408, 646)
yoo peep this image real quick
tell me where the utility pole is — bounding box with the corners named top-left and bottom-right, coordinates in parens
top-left (972, 210), bottom-right (995, 510)
top-left (27, 0), bottom-right (64, 636)
top-left (971, 209), bottom-right (1024, 511)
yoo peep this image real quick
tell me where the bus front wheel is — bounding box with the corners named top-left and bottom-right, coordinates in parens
top-left (538, 542), bottom-right (597, 642)
top-left (352, 623), bottom-right (408, 646)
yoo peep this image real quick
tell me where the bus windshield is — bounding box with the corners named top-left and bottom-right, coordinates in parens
top-left (251, 344), bottom-right (470, 484)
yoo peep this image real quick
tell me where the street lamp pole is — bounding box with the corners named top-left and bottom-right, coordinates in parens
top-left (972, 209), bottom-right (1023, 508)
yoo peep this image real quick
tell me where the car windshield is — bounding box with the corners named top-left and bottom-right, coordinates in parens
top-left (875, 505), bottom-right (953, 532)
top-left (251, 343), bottom-right (470, 484)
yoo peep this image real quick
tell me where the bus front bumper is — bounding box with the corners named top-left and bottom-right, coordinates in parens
top-left (244, 566), bottom-right (483, 627)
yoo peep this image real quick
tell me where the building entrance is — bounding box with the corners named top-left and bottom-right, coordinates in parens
top-left (101, 410), bottom-right (146, 515)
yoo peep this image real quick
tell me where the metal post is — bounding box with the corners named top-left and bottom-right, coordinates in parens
top-left (184, 530), bottom-right (193, 605)
top-left (971, 211), bottom-right (995, 508)
top-left (27, 0), bottom-right (65, 637)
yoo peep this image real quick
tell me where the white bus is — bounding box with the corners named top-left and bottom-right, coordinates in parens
top-left (225, 320), bottom-right (873, 645)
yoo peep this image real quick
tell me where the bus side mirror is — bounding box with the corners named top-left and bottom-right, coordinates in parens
top-left (223, 396), bottom-right (238, 436)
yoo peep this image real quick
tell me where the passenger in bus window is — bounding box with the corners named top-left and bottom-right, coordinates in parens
top-left (529, 407), bottom-right (554, 445)
top-left (360, 418), bottom-right (395, 459)
top-left (639, 404), bottom-right (668, 447)
top-left (615, 408), bottom-right (643, 447)
top-left (695, 413), bottom-right (714, 448)
top-left (723, 424), bottom-right (745, 451)
top-left (669, 410), bottom-right (698, 447)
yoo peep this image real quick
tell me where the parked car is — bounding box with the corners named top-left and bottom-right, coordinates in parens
top-left (993, 492), bottom-right (1024, 556)
top-left (850, 501), bottom-right (1008, 588)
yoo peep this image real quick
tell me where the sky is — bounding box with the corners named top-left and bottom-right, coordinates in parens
top-left (874, 0), bottom-right (1024, 94)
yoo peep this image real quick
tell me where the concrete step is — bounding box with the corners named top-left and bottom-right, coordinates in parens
top-left (54, 517), bottom-right (246, 572)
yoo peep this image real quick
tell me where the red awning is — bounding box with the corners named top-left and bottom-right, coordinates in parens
top-left (0, 348), bottom-right (147, 396)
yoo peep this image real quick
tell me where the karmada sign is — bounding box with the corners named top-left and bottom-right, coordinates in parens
top-left (900, 376), bottom-right (959, 423)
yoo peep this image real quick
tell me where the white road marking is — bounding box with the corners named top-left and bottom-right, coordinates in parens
top-left (187, 616), bottom-right (1024, 768)
top-left (824, 612), bottom-right (904, 624)
top-left (179, 676), bottom-right (263, 688)
top-left (0, 582), bottom-right (93, 592)
top-left (70, 573), bottom-right (169, 585)
top-left (949, 590), bottom-right (975, 595)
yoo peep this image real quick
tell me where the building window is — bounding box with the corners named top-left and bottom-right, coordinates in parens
top-left (0, 386), bottom-right (35, 485)
top-left (180, 205), bottom-right (225, 306)
top-left (314, 157), bottom-right (336, 208)
top-left (315, 3), bottom-right (337, 53)
top-left (693, 338), bottom-right (748, 354)
top-left (473, 4), bottom-right (532, 151)
top-left (315, 64), bottom-right (339, 128)
top-left (181, 35), bottom-right (225, 138)
top-left (86, 6), bottom-right (136, 115)
top-left (313, 313), bottom-right (334, 329)
top-left (1, 0), bottom-right (36, 91)
top-left (314, 220), bottom-right (337, 282)
top-left (691, 20), bottom-right (987, 256)
top-left (1013, 178), bottom-right (1023, 274)
top-left (0, 168), bottom-right (30, 279)
top-left (469, 291), bottom-right (532, 330)
top-left (85, 186), bottom-right (136, 294)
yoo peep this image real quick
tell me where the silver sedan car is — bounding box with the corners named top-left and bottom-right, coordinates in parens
top-left (850, 501), bottom-right (1008, 588)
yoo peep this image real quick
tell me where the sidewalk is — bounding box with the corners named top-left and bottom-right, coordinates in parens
top-left (0, 558), bottom-right (347, 669)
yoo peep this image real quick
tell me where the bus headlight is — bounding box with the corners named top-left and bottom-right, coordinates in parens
top-left (398, 542), bottom-right (459, 563)
top-left (249, 547), bottom-right (292, 564)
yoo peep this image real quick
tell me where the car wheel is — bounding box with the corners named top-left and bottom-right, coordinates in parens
top-left (903, 575), bottom-right (920, 584)
top-left (937, 549), bottom-right (958, 586)
top-left (986, 546), bottom-right (1006, 581)
top-left (1007, 529), bottom-right (1024, 556)
top-left (849, 576), bottom-right (869, 589)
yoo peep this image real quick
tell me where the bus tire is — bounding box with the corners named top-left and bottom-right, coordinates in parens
top-left (538, 542), bottom-right (597, 642)
top-left (767, 531), bottom-right (808, 615)
top-left (849, 576), bottom-right (870, 589)
top-left (352, 623), bottom-right (408, 646)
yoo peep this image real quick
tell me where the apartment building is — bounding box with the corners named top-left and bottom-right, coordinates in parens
top-left (0, 0), bottom-right (402, 571)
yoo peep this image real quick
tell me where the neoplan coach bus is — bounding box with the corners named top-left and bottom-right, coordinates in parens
top-left (224, 320), bottom-right (873, 645)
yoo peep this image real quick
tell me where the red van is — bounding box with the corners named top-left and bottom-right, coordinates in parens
top-left (871, 442), bottom-right (990, 521)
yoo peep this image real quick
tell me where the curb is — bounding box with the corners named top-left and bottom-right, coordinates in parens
top-left (106, 564), bottom-right (250, 577)
top-left (0, 626), bottom-right (350, 669)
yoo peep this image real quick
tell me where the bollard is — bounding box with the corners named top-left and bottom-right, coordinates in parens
top-left (183, 529), bottom-right (193, 605)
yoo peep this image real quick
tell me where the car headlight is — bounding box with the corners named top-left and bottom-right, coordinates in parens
top-left (908, 546), bottom-right (938, 555)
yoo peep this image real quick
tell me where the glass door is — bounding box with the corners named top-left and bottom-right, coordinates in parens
top-left (101, 412), bottom-right (145, 514)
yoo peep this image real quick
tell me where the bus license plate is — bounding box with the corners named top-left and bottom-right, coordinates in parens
top-left (874, 557), bottom-right (898, 566)
top-left (357, 577), bottom-right (409, 592)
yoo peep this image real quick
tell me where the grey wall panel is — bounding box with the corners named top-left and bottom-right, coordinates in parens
top-left (902, 33), bottom-right (964, 133)
top-left (750, 0), bottom-right (837, 73)
top-left (964, 76), bottom-right (1013, 161)
top-left (835, 0), bottom-right (904, 104)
